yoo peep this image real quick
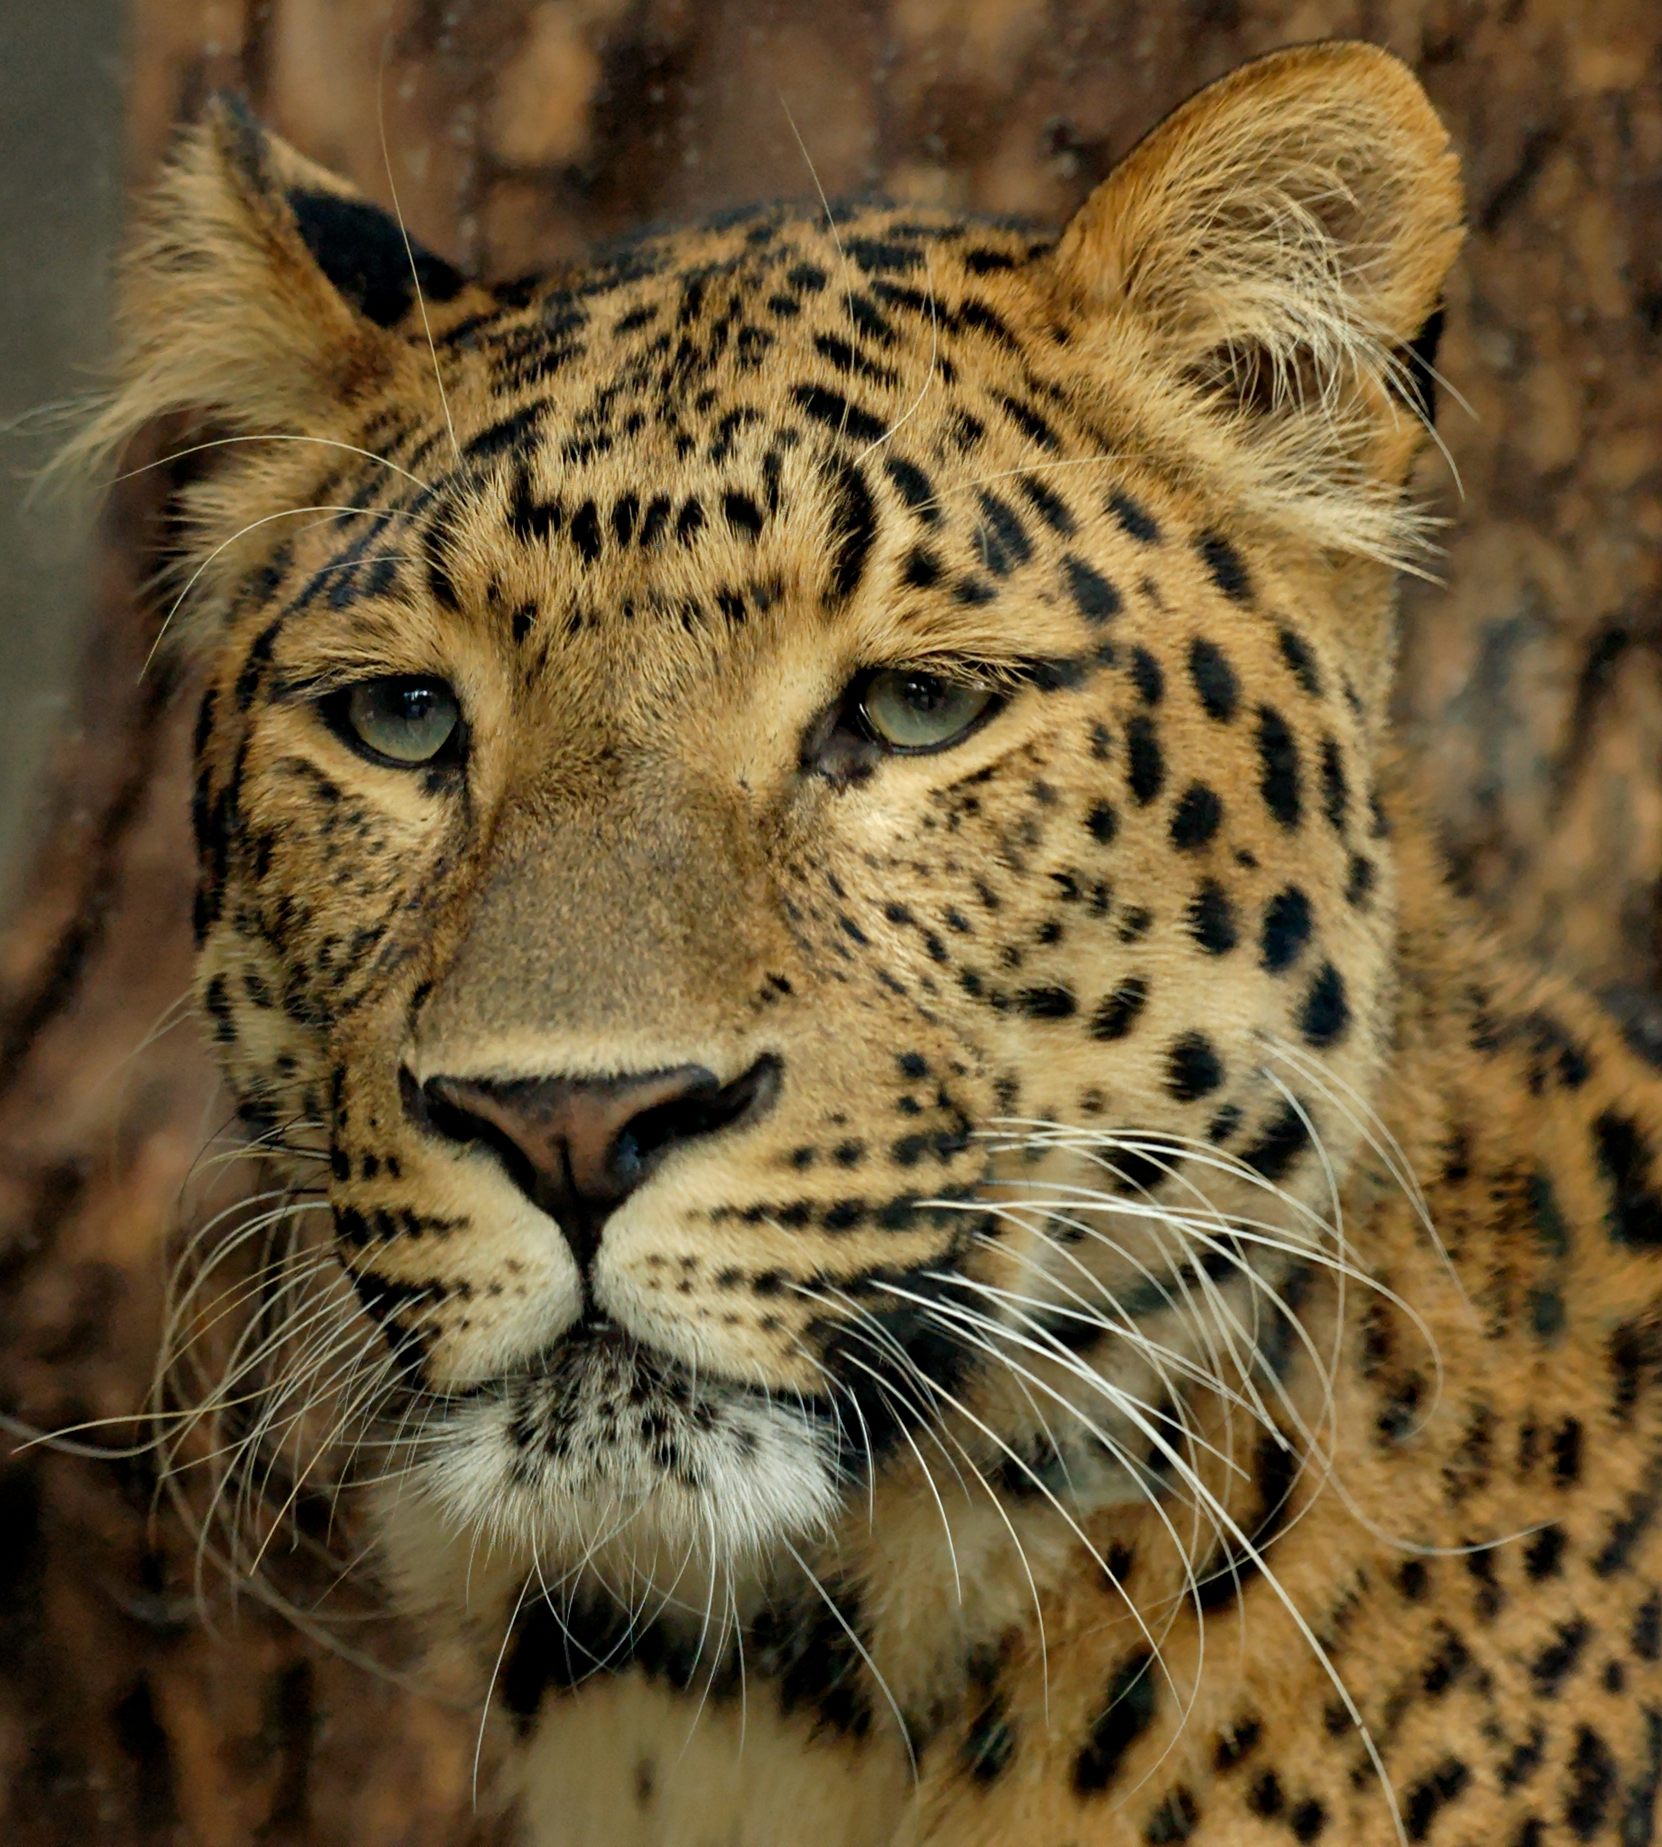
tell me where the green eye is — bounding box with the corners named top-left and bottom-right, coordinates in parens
top-left (858, 670), bottom-right (996, 753)
top-left (338, 676), bottom-right (461, 767)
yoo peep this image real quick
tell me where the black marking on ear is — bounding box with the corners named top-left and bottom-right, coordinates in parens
top-left (287, 189), bottom-right (466, 329)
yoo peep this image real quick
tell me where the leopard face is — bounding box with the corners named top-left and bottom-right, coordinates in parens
top-left (104, 50), bottom-right (1459, 1597)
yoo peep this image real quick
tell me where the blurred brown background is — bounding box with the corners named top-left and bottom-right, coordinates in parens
top-left (1, 1), bottom-right (1659, 1840)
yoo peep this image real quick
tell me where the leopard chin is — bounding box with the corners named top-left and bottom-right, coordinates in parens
top-left (406, 1318), bottom-right (844, 1578)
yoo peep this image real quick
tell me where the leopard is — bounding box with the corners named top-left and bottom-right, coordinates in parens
top-left (76, 38), bottom-right (1662, 1845)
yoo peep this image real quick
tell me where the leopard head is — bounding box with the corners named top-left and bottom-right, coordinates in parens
top-left (94, 46), bottom-right (1460, 1594)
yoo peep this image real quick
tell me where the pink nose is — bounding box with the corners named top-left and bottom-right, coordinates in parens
top-left (405, 1057), bottom-right (780, 1268)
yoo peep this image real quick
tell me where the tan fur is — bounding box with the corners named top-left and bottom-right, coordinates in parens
top-left (88, 42), bottom-right (1662, 1846)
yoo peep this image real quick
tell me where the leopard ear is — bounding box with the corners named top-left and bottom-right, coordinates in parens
top-left (1048, 42), bottom-right (1463, 567)
top-left (68, 96), bottom-right (471, 470)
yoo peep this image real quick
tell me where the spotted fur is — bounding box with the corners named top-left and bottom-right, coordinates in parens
top-left (83, 43), bottom-right (1662, 1846)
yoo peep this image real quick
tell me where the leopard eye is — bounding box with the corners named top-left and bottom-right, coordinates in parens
top-left (858, 670), bottom-right (997, 753)
top-left (335, 676), bottom-right (461, 767)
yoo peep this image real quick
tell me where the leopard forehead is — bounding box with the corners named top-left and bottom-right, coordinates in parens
top-left (258, 201), bottom-right (1214, 712)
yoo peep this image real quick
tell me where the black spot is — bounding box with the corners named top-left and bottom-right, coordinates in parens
top-left (1188, 638), bottom-right (1238, 722)
top-left (846, 235), bottom-right (924, 275)
top-left (1126, 716), bottom-right (1165, 805)
top-left (465, 403), bottom-right (543, 462)
top-left (997, 393), bottom-right (1060, 450)
top-left (676, 497), bottom-right (706, 545)
top-left (1594, 1112), bottom-right (1662, 1247)
top-left (1167, 1033), bottom-right (1225, 1102)
top-left (1215, 1717), bottom-right (1262, 1770)
top-left (885, 455), bottom-right (938, 522)
top-left (813, 331), bottom-right (899, 386)
top-left (1249, 1771), bottom-right (1285, 1817)
top-left (1240, 1101), bottom-right (1310, 1181)
top-left (1531, 1617), bottom-right (1590, 1693)
top-left (570, 498), bottom-right (602, 563)
top-left (722, 491), bottom-right (764, 540)
top-left (755, 1581), bottom-right (876, 1741)
top-left (1092, 978), bottom-right (1148, 1041)
top-left (1256, 706), bottom-right (1303, 830)
top-left (1276, 626), bottom-right (1322, 696)
top-left (975, 492), bottom-right (1033, 575)
top-left (1298, 962), bottom-right (1350, 1047)
top-left (961, 1694), bottom-right (1016, 1782)
top-left (1062, 556), bottom-right (1123, 625)
top-left (1073, 1653), bottom-right (1158, 1794)
top-left (1016, 985), bottom-right (1077, 1020)
top-left (1319, 736), bottom-right (1349, 834)
top-left (1260, 888), bottom-right (1312, 973)
top-left (1086, 801), bottom-right (1118, 845)
top-left (1145, 1787), bottom-right (1199, 1843)
top-left (1524, 1525), bottom-right (1566, 1580)
top-left (1634, 1592), bottom-right (1662, 1660)
top-left (1403, 1758), bottom-right (1469, 1841)
top-left (1170, 784), bottom-right (1223, 851)
top-left (1196, 531), bottom-right (1253, 601)
top-left (826, 460), bottom-right (878, 602)
top-left (1289, 1798), bottom-right (1327, 1843)
top-left (1188, 880), bottom-right (1238, 955)
top-left (1016, 473), bottom-right (1076, 535)
top-left (1207, 1103), bottom-right (1244, 1144)
top-left (949, 409), bottom-right (987, 450)
top-left (1552, 1416), bottom-right (1583, 1485)
top-left (1564, 1725), bottom-right (1618, 1838)
top-left (1108, 489), bottom-right (1160, 543)
top-left (1595, 1452), bottom-right (1662, 1577)
top-left (791, 383), bottom-right (886, 445)
top-left (902, 546), bottom-right (942, 589)
top-left (1195, 1430), bottom-right (1297, 1611)
top-left (639, 495), bottom-right (671, 548)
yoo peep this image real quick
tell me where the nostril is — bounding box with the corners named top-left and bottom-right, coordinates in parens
top-left (398, 1065), bottom-right (432, 1133)
top-left (617, 1053), bottom-right (782, 1176)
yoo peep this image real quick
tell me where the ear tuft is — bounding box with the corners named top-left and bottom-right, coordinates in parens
top-left (59, 96), bottom-right (470, 482)
top-left (1050, 42), bottom-right (1464, 568)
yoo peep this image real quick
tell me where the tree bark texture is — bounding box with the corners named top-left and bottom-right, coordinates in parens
top-left (1, 2), bottom-right (1658, 1840)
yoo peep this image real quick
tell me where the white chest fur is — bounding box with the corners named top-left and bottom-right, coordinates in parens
top-left (512, 1675), bottom-right (915, 1847)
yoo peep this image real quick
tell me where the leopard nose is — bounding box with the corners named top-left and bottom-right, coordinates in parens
top-left (403, 1056), bottom-right (781, 1270)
